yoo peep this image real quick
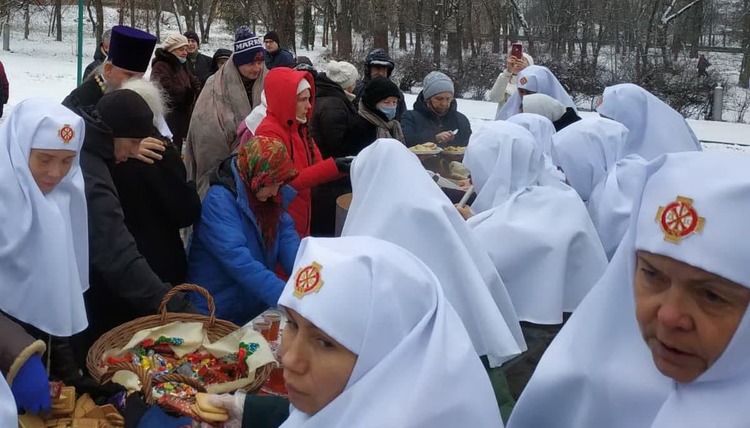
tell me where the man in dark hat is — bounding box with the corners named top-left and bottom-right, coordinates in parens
top-left (63, 25), bottom-right (157, 115)
top-left (353, 48), bottom-right (407, 120)
top-left (263, 30), bottom-right (295, 70)
top-left (184, 30), bottom-right (213, 85)
top-left (70, 88), bottom-right (196, 365)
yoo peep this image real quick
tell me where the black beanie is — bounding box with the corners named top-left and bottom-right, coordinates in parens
top-left (263, 31), bottom-right (280, 45)
top-left (97, 89), bottom-right (154, 138)
top-left (183, 30), bottom-right (200, 45)
top-left (362, 76), bottom-right (401, 111)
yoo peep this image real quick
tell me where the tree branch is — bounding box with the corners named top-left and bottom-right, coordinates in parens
top-left (661, 0), bottom-right (702, 25)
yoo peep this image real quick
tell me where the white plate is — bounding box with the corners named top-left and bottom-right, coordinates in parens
top-left (411, 148), bottom-right (442, 155)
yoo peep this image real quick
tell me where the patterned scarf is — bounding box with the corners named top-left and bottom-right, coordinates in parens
top-left (237, 136), bottom-right (299, 248)
top-left (358, 100), bottom-right (406, 143)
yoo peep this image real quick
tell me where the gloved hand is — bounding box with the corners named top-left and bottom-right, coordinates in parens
top-left (11, 354), bottom-right (51, 414)
top-left (335, 157), bottom-right (353, 174)
top-left (194, 391), bottom-right (246, 428)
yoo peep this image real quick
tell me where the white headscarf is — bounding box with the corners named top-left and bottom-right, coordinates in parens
top-left (244, 91), bottom-right (268, 135)
top-left (0, 377), bottom-right (15, 427)
top-left (496, 65), bottom-right (577, 120)
top-left (596, 83), bottom-right (702, 160)
top-left (507, 113), bottom-right (564, 180)
top-left (465, 122), bottom-right (607, 324)
top-left (587, 154), bottom-right (649, 260)
top-left (342, 139), bottom-right (525, 367)
top-left (464, 121), bottom-right (550, 214)
top-left (278, 236), bottom-right (504, 428)
top-left (507, 151), bottom-right (750, 428)
top-left (0, 98), bottom-right (89, 336)
top-left (551, 117), bottom-right (629, 201)
top-left (521, 93), bottom-right (567, 122)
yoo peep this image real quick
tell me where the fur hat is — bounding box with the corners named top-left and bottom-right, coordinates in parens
top-left (422, 71), bottom-right (454, 99)
top-left (233, 26), bottom-right (264, 67)
top-left (163, 33), bottom-right (189, 52)
top-left (326, 60), bottom-right (359, 91)
top-left (97, 89), bottom-right (154, 139)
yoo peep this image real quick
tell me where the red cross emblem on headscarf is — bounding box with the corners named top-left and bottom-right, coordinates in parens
top-left (656, 196), bottom-right (705, 244)
top-left (293, 262), bottom-right (324, 298)
top-left (58, 124), bottom-right (75, 144)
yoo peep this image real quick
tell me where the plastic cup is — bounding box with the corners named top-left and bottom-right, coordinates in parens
top-left (253, 320), bottom-right (272, 341)
top-left (263, 310), bottom-right (282, 342)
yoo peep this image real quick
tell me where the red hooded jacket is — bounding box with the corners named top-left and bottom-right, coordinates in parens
top-left (254, 68), bottom-right (342, 238)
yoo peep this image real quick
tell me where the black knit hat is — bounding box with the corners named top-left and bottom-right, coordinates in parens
top-left (183, 30), bottom-right (200, 45)
top-left (97, 89), bottom-right (154, 138)
top-left (264, 31), bottom-right (280, 45)
top-left (361, 76), bottom-right (401, 111)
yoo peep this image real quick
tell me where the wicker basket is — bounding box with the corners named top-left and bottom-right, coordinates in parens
top-left (86, 284), bottom-right (274, 397)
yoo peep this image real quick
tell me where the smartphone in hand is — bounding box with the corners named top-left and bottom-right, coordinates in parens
top-left (511, 43), bottom-right (523, 60)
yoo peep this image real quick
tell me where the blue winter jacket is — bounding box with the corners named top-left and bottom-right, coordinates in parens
top-left (187, 156), bottom-right (300, 326)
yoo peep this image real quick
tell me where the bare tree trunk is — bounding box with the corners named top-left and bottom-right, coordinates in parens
top-left (336, 0), bottom-right (353, 56)
top-left (155, 0), bottom-right (162, 40)
top-left (172, 0), bottom-right (182, 32)
top-left (415, 0), bottom-right (423, 57)
top-left (23, 2), bottom-right (30, 39)
top-left (398, 13), bottom-right (407, 50)
top-left (201, 0), bottom-right (220, 42)
top-left (302, 0), bottom-right (313, 49)
top-left (432, 0), bottom-right (443, 68)
top-left (740, 0), bottom-right (750, 87)
top-left (55, 0), bottom-right (62, 41)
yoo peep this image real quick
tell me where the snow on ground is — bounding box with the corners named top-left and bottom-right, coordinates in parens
top-left (1, 6), bottom-right (749, 151)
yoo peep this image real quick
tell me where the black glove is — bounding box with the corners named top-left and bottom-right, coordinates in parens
top-left (335, 157), bottom-right (353, 174)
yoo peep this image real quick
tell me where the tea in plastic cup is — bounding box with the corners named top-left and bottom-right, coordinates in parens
top-left (263, 310), bottom-right (282, 341)
top-left (253, 320), bottom-right (272, 341)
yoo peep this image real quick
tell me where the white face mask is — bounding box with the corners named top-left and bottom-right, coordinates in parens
top-left (177, 56), bottom-right (187, 64)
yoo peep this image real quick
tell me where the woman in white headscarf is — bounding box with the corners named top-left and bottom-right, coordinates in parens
top-left (0, 98), bottom-right (88, 416)
top-left (507, 113), bottom-right (564, 180)
top-left (508, 151), bottom-right (750, 428)
top-left (342, 140), bottom-right (525, 367)
top-left (596, 83), bottom-right (702, 160)
top-left (552, 117), bottom-right (647, 259)
top-left (495, 65), bottom-right (577, 120)
top-left (461, 121), bottom-right (608, 324)
top-left (201, 236), bottom-right (505, 428)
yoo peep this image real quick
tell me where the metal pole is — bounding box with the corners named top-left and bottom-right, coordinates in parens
top-left (76, 0), bottom-right (83, 85)
top-left (712, 85), bottom-right (724, 122)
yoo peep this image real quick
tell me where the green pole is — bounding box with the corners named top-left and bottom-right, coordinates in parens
top-left (76, 0), bottom-right (83, 85)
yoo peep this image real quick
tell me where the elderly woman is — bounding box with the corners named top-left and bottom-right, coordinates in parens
top-left (187, 137), bottom-right (301, 325)
top-left (508, 151), bottom-right (750, 428)
top-left (199, 236), bottom-right (504, 428)
top-left (150, 33), bottom-right (201, 153)
top-left (357, 76), bottom-right (405, 143)
top-left (0, 99), bottom-right (88, 415)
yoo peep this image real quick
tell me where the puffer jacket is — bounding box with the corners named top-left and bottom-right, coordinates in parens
top-left (186, 156), bottom-right (300, 326)
top-left (401, 91), bottom-right (472, 147)
top-left (254, 68), bottom-right (342, 238)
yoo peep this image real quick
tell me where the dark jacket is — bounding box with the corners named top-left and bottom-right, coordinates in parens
top-left (242, 395), bottom-right (289, 428)
top-left (111, 136), bottom-right (201, 286)
top-left (0, 61), bottom-right (8, 117)
top-left (553, 107), bottom-right (582, 132)
top-left (210, 48), bottom-right (232, 74)
top-left (401, 92), bottom-right (472, 147)
top-left (353, 80), bottom-right (407, 121)
top-left (264, 49), bottom-right (295, 70)
top-left (187, 157), bottom-right (300, 326)
top-left (71, 109), bottom-right (194, 364)
top-left (150, 48), bottom-right (201, 153)
top-left (83, 47), bottom-right (106, 82)
top-left (186, 51), bottom-right (213, 86)
top-left (309, 73), bottom-right (373, 236)
top-left (62, 77), bottom-right (105, 116)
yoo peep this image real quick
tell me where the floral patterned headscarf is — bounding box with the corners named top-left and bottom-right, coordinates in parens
top-left (237, 136), bottom-right (298, 247)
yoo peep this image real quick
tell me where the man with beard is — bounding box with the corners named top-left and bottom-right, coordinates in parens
top-left (185, 26), bottom-right (268, 197)
top-left (63, 26), bottom-right (156, 115)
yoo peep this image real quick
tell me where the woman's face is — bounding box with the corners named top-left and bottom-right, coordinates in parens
top-left (375, 96), bottom-right (399, 110)
top-left (28, 149), bottom-right (77, 194)
top-left (255, 183), bottom-right (281, 202)
top-left (634, 250), bottom-right (750, 383)
top-left (296, 88), bottom-right (312, 121)
top-left (172, 46), bottom-right (188, 59)
top-left (280, 307), bottom-right (357, 416)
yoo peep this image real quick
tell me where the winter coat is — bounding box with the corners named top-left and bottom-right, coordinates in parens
top-left (83, 47), bottom-right (106, 82)
top-left (185, 58), bottom-right (267, 198)
top-left (72, 109), bottom-right (194, 362)
top-left (186, 157), bottom-right (300, 326)
top-left (0, 61), bottom-right (7, 117)
top-left (264, 49), bottom-right (295, 70)
top-left (401, 92), bottom-right (472, 147)
top-left (210, 49), bottom-right (232, 75)
top-left (553, 107), bottom-right (582, 132)
top-left (187, 51), bottom-right (213, 86)
top-left (353, 80), bottom-right (407, 121)
top-left (150, 48), bottom-right (201, 152)
top-left (0, 312), bottom-right (45, 388)
top-left (254, 68), bottom-right (342, 238)
top-left (62, 76), bottom-right (105, 116)
top-left (111, 137), bottom-right (201, 287)
top-left (309, 73), bottom-right (373, 236)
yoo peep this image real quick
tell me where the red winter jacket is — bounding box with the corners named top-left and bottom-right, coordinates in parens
top-left (254, 68), bottom-right (342, 238)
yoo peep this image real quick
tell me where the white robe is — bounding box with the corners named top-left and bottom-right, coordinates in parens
top-left (496, 65), bottom-right (577, 120)
top-left (508, 151), bottom-right (750, 428)
top-left (279, 236), bottom-right (504, 428)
